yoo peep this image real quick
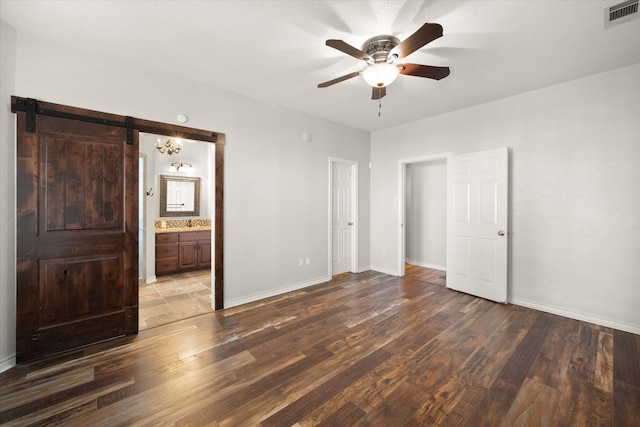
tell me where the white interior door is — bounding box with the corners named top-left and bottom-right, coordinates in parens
top-left (446, 147), bottom-right (508, 302)
top-left (332, 161), bottom-right (354, 275)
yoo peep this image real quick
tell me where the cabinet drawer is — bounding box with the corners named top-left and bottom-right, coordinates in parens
top-left (179, 231), bottom-right (211, 242)
top-left (156, 258), bottom-right (178, 274)
top-left (156, 244), bottom-right (178, 258)
top-left (156, 233), bottom-right (178, 244)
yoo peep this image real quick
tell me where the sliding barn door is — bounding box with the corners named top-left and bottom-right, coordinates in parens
top-left (14, 99), bottom-right (138, 362)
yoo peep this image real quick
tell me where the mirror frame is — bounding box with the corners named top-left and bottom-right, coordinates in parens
top-left (159, 174), bottom-right (201, 217)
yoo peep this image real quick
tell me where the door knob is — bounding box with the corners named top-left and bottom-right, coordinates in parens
top-left (498, 230), bottom-right (505, 236)
top-left (348, 222), bottom-right (354, 226)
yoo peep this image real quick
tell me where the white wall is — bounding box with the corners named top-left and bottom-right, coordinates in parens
top-left (0, 22), bottom-right (17, 373)
top-left (404, 160), bottom-right (446, 270)
top-left (0, 26), bottom-right (371, 370)
top-left (371, 63), bottom-right (640, 333)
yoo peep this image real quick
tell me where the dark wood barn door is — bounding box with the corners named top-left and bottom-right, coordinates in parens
top-left (14, 99), bottom-right (138, 362)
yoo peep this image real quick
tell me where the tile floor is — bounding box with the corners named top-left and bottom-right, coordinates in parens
top-left (139, 269), bottom-right (212, 330)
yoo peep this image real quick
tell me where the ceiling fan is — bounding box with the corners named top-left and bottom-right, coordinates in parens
top-left (318, 23), bottom-right (450, 100)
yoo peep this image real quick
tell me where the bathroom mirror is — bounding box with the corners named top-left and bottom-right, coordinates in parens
top-left (159, 175), bottom-right (201, 217)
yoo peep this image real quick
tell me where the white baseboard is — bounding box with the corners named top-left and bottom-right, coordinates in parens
top-left (405, 258), bottom-right (446, 272)
top-left (146, 275), bottom-right (157, 285)
top-left (355, 265), bottom-right (371, 273)
top-left (511, 297), bottom-right (640, 335)
top-left (370, 266), bottom-right (400, 276)
top-left (225, 275), bottom-right (331, 309)
top-left (0, 353), bottom-right (15, 373)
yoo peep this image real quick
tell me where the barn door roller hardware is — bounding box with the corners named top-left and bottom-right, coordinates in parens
top-left (126, 116), bottom-right (134, 145)
top-left (11, 97), bottom-right (218, 145)
top-left (25, 98), bottom-right (37, 133)
top-left (12, 97), bottom-right (136, 145)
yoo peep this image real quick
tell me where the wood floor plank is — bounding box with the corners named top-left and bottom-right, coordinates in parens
top-left (459, 313), bottom-right (532, 389)
top-left (315, 401), bottom-right (366, 427)
top-left (441, 383), bottom-right (488, 426)
top-left (567, 322), bottom-right (600, 384)
top-left (3, 377), bottom-right (134, 427)
top-left (217, 334), bottom-right (395, 426)
top-left (353, 380), bottom-right (426, 426)
top-left (260, 348), bottom-right (392, 426)
top-left (96, 349), bottom-right (256, 409)
top-left (28, 400), bottom-right (97, 427)
top-left (297, 336), bottom-right (419, 425)
top-left (527, 315), bottom-right (580, 389)
top-left (497, 311), bottom-right (551, 387)
top-left (468, 378), bottom-right (520, 427)
top-left (614, 328), bottom-right (640, 388)
top-left (0, 366), bottom-right (94, 411)
top-left (613, 380), bottom-right (640, 426)
top-left (80, 358), bottom-right (249, 426)
top-left (411, 375), bottom-right (474, 425)
top-left (594, 330), bottom-right (614, 393)
top-left (553, 376), bottom-right (613, 426)
top-left (0, 267), bottom-right (635, 426)
top-left (503, 377), bottom-right (559, 426)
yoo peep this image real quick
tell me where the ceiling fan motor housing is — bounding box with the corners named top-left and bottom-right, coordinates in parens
top-left (362, 35), bottom-right (400, 64)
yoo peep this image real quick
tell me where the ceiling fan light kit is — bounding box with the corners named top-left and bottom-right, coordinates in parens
top-left (362, 63), bottom-right (400, 88)
top-left (318, 23), bottom-right (450, 101)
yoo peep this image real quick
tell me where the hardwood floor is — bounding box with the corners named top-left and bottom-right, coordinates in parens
top-left (1, 266), bottom-right (639, 426)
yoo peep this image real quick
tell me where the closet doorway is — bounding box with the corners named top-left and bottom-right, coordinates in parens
top-left (399, 153), bottom-right (450, 276)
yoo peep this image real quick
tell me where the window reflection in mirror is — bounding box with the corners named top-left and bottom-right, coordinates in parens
top-left (159, 175), bottom-right (200, 217)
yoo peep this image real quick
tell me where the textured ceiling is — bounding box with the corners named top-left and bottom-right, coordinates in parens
top-left (2, 0), bottom-right (639, 132)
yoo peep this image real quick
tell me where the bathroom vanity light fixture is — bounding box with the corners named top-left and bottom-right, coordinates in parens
top-left (155, 137), bottom-right (183, 156)
top-left (169, 161), bottom-right (193, 172)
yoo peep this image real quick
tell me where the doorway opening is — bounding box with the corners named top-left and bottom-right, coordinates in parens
top-left (398, 153), bottom-right (451, 277)
top-left (138, 133), bottom-right (216, 330)
top-left (329, 158), bottom-right (358, 277)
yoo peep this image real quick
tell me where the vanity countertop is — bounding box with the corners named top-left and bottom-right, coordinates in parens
top-left (155, 226), bottom-right (211, 234)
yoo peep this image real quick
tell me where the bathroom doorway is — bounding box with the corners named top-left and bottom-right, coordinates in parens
top-left (138, 133), bottom-right (217, 330)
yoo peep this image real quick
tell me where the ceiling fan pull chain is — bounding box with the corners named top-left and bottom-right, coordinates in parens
top-left (378, 100), bottom-right (382, 117)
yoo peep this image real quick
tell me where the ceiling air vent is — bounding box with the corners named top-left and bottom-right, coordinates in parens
top-left (605, 0), bottom-right (639, 28)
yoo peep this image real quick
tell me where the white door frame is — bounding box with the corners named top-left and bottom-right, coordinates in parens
top-left (328, 157), bottom-right (358, 276)
top-left (138, 153), bottom-right (148, 287)
top-left (398, 152), bottom-right (452, 276)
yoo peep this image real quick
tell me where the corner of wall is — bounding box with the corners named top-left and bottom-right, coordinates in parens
top-left (0, 20), bottom-right (18, 372)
